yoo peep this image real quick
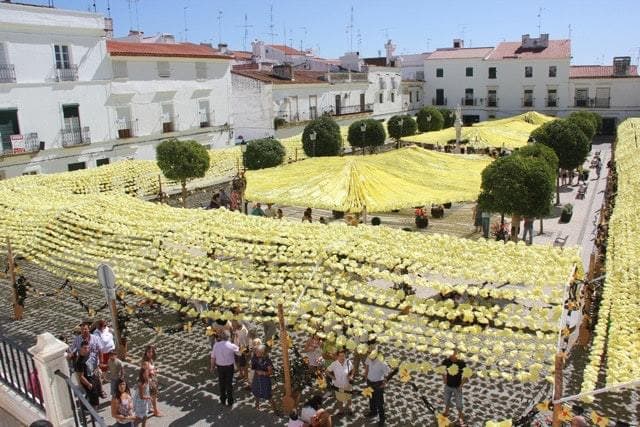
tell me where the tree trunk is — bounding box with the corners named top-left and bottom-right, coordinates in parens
top-left (538, 218), bottom-right (544, 235)
top-left (511, 214), bottom-right (521, 242)
top-left (181, 180), bottom-right (187, 208)
top-left (556, 171), bottom-right (560, 206)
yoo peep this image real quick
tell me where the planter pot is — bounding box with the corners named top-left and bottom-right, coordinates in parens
top-left (431, 206), bottom-right (444, 218)
top-left (415, 216), bottom-right (429, 229)
top-left (560, 211), bottom-right (573, 223)
top-left (371, 217), bottom-right (381, 226)
top-left (443, 202), bottom-right (452, 209)
top-left (332, 210), bottom-right (344, 219)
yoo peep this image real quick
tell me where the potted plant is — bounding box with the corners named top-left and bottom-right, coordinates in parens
top-left (371, 217), bottom-right (381, 226)
top-left (414, 207), bottom-right (429, 228)
top-left (430, 204), bottom-right (444, 219)
top-left (560, 203), bottom-right (573, 223)
top-left (443, 202), bottom-right (452, 209)
top-left (332, 210), bottom-right (344, 219)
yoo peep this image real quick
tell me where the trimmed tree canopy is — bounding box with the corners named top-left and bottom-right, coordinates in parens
top-left (348, 119), bottom-right (386, 151)
top-left (416, 107), bottom-right (444, 132)
top-left (439, 108), bottom-right (455, 128)
top-left (478, 155), bottom-right (555, 218)
top-left (156, 138), bottom-right (210, 182)
top-left (243, 138), bottom-right (286, 170)
top-left (569, 111), bottom-right (601, 134)
top-left (567, 115), bottom-right (596, 140)
top-left (302, 115), bottom-right (342, 157)
top-left (530, 119), bottom-right (590, 170)
top-left (387, 114), bottom-right (417, 141)
top-left (516, 143), bottom-right (559, 174)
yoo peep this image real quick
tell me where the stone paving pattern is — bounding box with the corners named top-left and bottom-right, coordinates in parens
top-left (1, 138), bottom-right (638, 426)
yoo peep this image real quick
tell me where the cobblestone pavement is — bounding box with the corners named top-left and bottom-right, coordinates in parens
top-left (1, 138), bottom-right (637, 426)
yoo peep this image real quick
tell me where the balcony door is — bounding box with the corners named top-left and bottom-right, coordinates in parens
top-left (435, 89), bottom-right (445, 106)
top-left (309, 95), bottom-right (318, 120)
top-left (335, 95), bottom-right (341, 115)
top-left (595, 87), bottom-right (610, 108)
top-left (360, 93), bottom-right (365, 113)
top-left (198, 100), bottom-right (210, 127)
top-left (0, 108), bottom-right (19, 152)
top-left (116, 106), bottom-right (132, 138)
top-left (162, 104), bottom-right (175, 133)
top-left (63, 104), bottom-right (81, 132)
top-left (288, 96), bottom-right (299, 121)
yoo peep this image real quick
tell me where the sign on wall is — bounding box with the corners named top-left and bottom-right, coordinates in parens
top-left (10, 134), bottom-right (25, 153)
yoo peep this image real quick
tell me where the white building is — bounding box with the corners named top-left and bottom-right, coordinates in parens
top-left (0, 2), bottom-right (111, 177)
top-left (568, 57), bottom-right (640, 133)
top-left (0, 2), bottom-right (233, 179)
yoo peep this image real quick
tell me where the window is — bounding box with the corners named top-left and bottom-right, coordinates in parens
top-left (112, 61), bottom-right (127, 79)
top-left (595, 87), bottom-right (610, 108)
top-left (195, 62), bottom-right (207, 80)
top-left (54, 45), bottom-right (71, 69)
top-left (379, 93), bottom-right (383, 103)
top-left (157, 61), bottom-right (170, 78)
top-left (575, 88), bottom-right (589, 107)
top-left (465, 67), bottom-right (473, 77)
top-left (525, 66), bottom-right (533, 78)
top-left (548, 66), bottom-right (557, 78)
top-left (416, 91), bottom-right (420, 102)
top-left (67, 161), bottom-right (86, 171)
top-left (523, 89), bottom-right (534, 107)
top-left (547, 89), bottom-right (557, 107)
top-left (435, 89), bottom-right (445, 105)
top-left (198, 99), bottom-right (211, 127)
top-left (391, 92), bottom-right (395, 103)
top-left (415, 70), bottom-right (424, 81)
top-left (96, 158), bottom-right (110, 167)
top-left (0, 108), bottom-right (20, 152)
top-left (409, 92), bottom-right (413, 103)
top-left (488, 67), bottom-right (497, 79)
top-left (436, 68), bottom-right (443, 77)
top-left (487, 89), bottom-right (497, 107)
top-left (309, 95), bottom-right (318, 119)
top-left (464, 88), bottom-right (474, 106)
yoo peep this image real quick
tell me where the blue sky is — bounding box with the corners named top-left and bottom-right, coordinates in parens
top-left (31, 0), bottom-right (640, 65)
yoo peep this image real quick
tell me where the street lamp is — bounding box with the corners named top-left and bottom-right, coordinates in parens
top-left (360, 122), bottom-right (366, 155)
top-left (310, 130), bottom-right (317, 157)
top-left (397, 118), bottom-right (404, 149)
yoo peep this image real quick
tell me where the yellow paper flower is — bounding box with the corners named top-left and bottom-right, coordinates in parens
top-left (485, 420), bottom-right (512, 427)
top-left (446, 364), bottom-right (459, 376)
top-left (362, 386), bottom-right (373, 398)
top-left (590, 410), bottom-right (609, 427)
top-left (436, 412), bottom-right (451, 427)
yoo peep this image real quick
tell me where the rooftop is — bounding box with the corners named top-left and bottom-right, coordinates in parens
top-left (487, 39), bottom-right (571, 60)
top-left (570, 65), bottom-right (639, 78)
top-left (426, 47), bottom-right (494, 60)
top-left (231, 69), bottom-right (327, 85)
top-left (107, 40), bottom-right (231, 59)
top-left (266, 44), bottom-right (307, 56)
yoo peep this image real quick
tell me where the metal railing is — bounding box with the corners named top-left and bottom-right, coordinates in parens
top-left (332, 104), bottom-right (373, 116)
top-left (545, 97), bottom-right (558, 107)
top-left (55, 370), bottom-right (106, 427)
top-left (1, 133), bottom-right (40, 156)
top-left (0, 334), bottom-right (45, 412)
top-left (116, 119), bottom-right (137, 139)
top-left (0, 64), bottom-right (16, 83)
top-left (61, 126), bottom-right (91, 147)
top-left (574, 98), bottom-right (590, 107)
top-left (432, 97), bottom-right (447, 106)
top-left (198, 111), bottom-right (213, 128)
top-left (594, 97), bottom-right (611, 108)
top-left (487, 97), bottom-right (498, 108)
top-left (461, 97), bottom-right (478, 106)
top-left (522, 97), bottom-right (535, 108)
top-left (55, 65), bottom-right (79, 82)
top-left (162, 114), bottom-right (177, 133)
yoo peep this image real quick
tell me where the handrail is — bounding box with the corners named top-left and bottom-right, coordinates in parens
top-left (54, 370), bottom-right (106, 427)
top-left (0, 333), bottom-right (45, 411)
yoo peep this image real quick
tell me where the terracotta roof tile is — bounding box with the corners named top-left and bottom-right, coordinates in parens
top-left (426, 47), bottom-right (494, 60)
top-left (231, 69), bottom-right (328, 85)
top-left (570, 65), bottom-right (639, 78)
top-left (487, 40), bottom-right (570, 60)
top-left (266, 44), bottom-right (306, 56)
top-left (107, 40), bottom-right (231, 59)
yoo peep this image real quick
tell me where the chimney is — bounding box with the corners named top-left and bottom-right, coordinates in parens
top-left (218, 43), bottom-right (229, 54)
top-left (453, 38), bottom-right (464, 48)
top-left (272, 64), bottom-right (294, 80)
top-left (521, 33), bottom-right (549, 49)
top-left (104, 17), bottom-right (113, 39)
top-left (252, 39), bottom-right (265, 61)
top-left (384, 39), bottom-right (396, 66)
top-left (128, 30), bottom-right (143, 42)
top-left (613, 56), bottom-right (631, 76)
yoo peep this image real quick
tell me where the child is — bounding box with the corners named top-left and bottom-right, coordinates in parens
top-left (108, 351), bottom-right (124, 397)
top-left (287, 411), bottom-right (304, 427)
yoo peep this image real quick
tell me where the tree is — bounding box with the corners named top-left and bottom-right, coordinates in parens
top-left (530, 119), bottom-right (590, 204)
top-left (567, 114), bottom-right (596, 141)
top-left (478, 155), bottom-right (555, 242)
top-left (243, 138), bottom-right (286, 170)
top-left (156, 138), bottom-right (210, 208)
top-left (302, 116), bottom-right (342, 157)
top-left (348, 119), bottom-right (386, 154)
top-left (416, 107), bottom-right (444, 132)
top-left (569, 111), bottom-right (601, 135)
top-left (439, 108), bottom-right (455, 128)
top-left (387, 114), bottom-right (417, 148)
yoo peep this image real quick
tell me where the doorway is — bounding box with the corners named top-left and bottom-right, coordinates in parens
top-left (0, 108), bottom-right (19, 152)
top-left (335, 94), bottom-right (341, 116)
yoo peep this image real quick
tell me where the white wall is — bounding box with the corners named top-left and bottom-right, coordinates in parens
top-left (368, 67), bottom-right (403, 118)
top-left (402, 82), bottom-right (424, 112)
top-left (567, 77), bottom-right (640, 120)
top-left (231, 74), bottom-right (275, 141)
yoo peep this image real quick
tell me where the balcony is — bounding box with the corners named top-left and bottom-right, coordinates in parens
top-left (1, 133), bottom-right (40, 156)
top-left (522, 97), bottom-right (535, 108)
top-left (574, 98), bottom-right (590, 108)
top-left (0, 64), bottom-right (16, 83)
top-left (55, 65), bottom-right (78, 82)
top-left (594, 97), bottom-right (610, 108)
top-left (461, 97), bottom-right (479, 107)
top-left (116, 119), bottom-right (137, 139)
top-left (162, 113), bottom-right (177, 133)
top-left (545, 97), bottom-right (558, 108)
top-left (327, 104), bottom-right (373, 116)
top-left (432, 97), bottom-right (447, 106)
top-left (198, 111), bottom-right (213, 128)
top-left (61, 126), bottom-right (90, 147)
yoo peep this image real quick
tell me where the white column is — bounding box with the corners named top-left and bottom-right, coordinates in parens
top-left (28, 333), bottom-right (75, 427)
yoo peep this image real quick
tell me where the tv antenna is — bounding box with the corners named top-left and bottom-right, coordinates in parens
top-left (299, 26), bottom-right (308, 53)
top-left (127, 0), bottom-right (140, 31)
top-left (216, 10), bottom-right (223, 44)
top-left (426, 37), bottom-right (431, 51)
top-left (537, 7), bottom-right (546, 35)
top-left (106, 0), bottom-right (111, 17)
top-left (567, 24), bottom-right (572, 39)
top-left (380, 28), bottom-right (393, 40)
top-left (183, 5), bottom-right (189, 42)
top-left (267, 3), bottom-right (278, 44)
top-left (237, 13), bottom-right (254, 51)
top-left (346, 6), bottom-right (355, 52)
top-left (357, 29), bottom-right (362, 53)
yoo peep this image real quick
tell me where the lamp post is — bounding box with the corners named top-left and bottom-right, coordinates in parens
top-left (360, 122), bottom-right (366, 155)
top-left (97, 263), bottom-right (125, 358)
top-left (240, 142), bottom-right (248, 214)
top-left (397, 118), bottom-right (403, 149)
top-left (310, 130), bottom-right (317, 157)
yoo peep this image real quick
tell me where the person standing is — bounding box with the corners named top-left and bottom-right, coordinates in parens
top-left (522, 217), bottom-right (535, 245)
top-left (232, 320), bottom-right (251, 388)
top-left (250, 345), bottom-right (278, 412)
top-left (75, 341), bottom-right (101, 409)
top-left (141, 345), bottom-right (162, 417)
top-left (364, 352), bottom-right (390, 426)
top-left (441, 349), bottom-right (467, 426)
top-left (327, 350), bottom-right (354, 416)
top-left (111, 379), bottom-right (136, 427)
top-left (133, 368), bottom-right (151, 427)
top-left (303, 333), bottom-right (324, 375)
top-left (69, 322), bottom-right (102, 367)
top-left (93, 320), bottom-right (115, 374)
top-left (595, 156), bottom-right (602, 179)
top-left (210, 330), bottom-right (239, 407)
top-left (302, 207), bottom-right (313, 223)
top-left (108, 351), bottom-right (124, 396)
top-left (472, 204), bottom-right (482, 233)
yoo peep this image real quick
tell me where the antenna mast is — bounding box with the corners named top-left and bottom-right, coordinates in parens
top-left (299, 26), bottom-right (307, 53)
top-left (106, 0), bottom-right (111, 17)
top-left (537, 7), bottom-right (545, 35)
top-left (267, 4), bottom-right (278, 45)
top-left (347, 6), bottom-right (354, 52)
top-left (238, 14), bottom-right (254, 51)
top-left (183, 5), bottom-right (189, 42)
top-left (217, 10), bottom-right (223, 44)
